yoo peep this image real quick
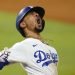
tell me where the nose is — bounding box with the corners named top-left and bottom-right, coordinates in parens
top-left (35, 13), bottom-right (39, 17)
top-left (34, 13), bottom-right (40, 18)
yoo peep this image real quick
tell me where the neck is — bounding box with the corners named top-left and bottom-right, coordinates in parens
top-left (25, 30), bottom-right (42, 40)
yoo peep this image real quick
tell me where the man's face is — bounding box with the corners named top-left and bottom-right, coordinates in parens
top-left (23, 11), bottom-right (44, 33)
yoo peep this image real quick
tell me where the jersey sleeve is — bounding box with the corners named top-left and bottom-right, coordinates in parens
top-left (0, 42), bottom-right (28, 70)
top-left (8, 42), bottom-right (29, 63)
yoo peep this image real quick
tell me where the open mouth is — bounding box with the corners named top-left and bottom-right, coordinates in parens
top-left (37, 18), bottom-right (42, 25)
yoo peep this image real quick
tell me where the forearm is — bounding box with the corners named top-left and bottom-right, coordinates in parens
top-left (0, 48), bottom-right (10, 70)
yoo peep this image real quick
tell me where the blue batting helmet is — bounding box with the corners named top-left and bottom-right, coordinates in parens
top-left (16, 6), bottom-right (45, 37)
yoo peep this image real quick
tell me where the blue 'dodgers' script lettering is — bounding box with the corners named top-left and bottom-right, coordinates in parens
top-left (34, 50), bottom-right (58, 67)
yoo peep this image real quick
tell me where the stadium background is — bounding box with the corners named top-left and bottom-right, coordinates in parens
top-left (0, 0), bottom-right (75, 75)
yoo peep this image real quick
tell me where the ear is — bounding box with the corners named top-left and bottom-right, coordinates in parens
top-left (20, 21), bottom-right (26, 29)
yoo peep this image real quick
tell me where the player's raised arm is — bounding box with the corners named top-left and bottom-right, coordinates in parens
top-left (0, 42), bottom-right (28, 70)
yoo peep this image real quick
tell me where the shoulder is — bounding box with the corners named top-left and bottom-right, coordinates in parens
top-left (45, 43), bottom-right (57, 52)
top-left (12, 38), bottom-right (33, 48)
top-left (9, 39), bottom-right (30, 51)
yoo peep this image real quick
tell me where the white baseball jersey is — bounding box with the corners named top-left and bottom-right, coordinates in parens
top-left (0, 38), bottom-right (59, 75)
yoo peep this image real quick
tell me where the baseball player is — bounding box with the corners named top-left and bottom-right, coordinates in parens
top-left (0, 6), bottom-right (59, 75)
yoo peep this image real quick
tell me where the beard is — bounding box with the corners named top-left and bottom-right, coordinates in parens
top-left (35, 19), bottom-right (45, 33)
